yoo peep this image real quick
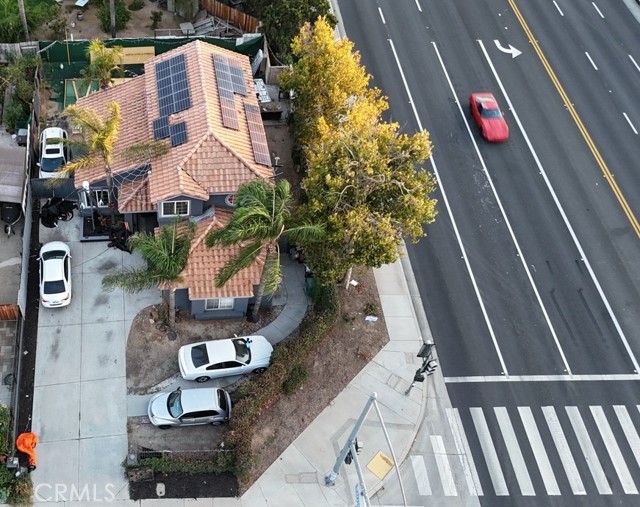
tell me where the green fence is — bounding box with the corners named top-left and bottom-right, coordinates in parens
top-left (39, 35), bottom-right (264, 109)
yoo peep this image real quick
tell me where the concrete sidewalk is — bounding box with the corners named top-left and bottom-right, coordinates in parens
top-left (239, 257), bottom-right (429, 507)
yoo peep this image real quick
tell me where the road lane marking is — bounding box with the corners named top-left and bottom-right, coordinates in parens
top-left (431, 435), bottom-right (458, 496)
top-left (410, 455), bottom-right (432, 495)
top-left (565, 406), bottom-right (612, 494)
top-left (623, 112), bottom-right (638, 134)
top-left (518, 406), bottom-right (561, 495)
top-left (470, 407), bottom-right (509, 495)
top-left (585, 51), bottom-right (599, 70)
top-left (494, 407), bottom-right (535, 495)
top-left (429, 42), bottom-right (509, 375)
top-left (445, 373), bottom-right (640, 382)
top-left (378, 7), bottom-right (386, 24)
top-left (415, 0), bottom-right (422, 13)
top-left (542, 406), bottom-right (586, 495)
top-left (479, 28), bottom-right (640, 375)
top-left (592, 2), bottom-right (605, 18)
top-left (447, 408), bottom-right (483, 496)
top-left (590, 406), bottom-right (638, 494)
top-left (629, 55), bottom-right (640, 73)
top-left (477, 40), bottom-right (572, 376)
top-left (509, 0), bottom-right (640, 237)
top-left (553, 1), bottom-right (564, 16)
top-left (614, 405), bottom-right (640, 471)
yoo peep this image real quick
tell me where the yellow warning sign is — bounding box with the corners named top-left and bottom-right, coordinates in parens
top-left (367, 451), bottom-right (394, 480)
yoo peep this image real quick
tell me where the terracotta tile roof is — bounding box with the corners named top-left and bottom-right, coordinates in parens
top-left (73, 40), bottom-right (274, 207)
top-left (117, 176), bottom-right (154, 213)
top-left (181, 209), bottom-right (265, 299)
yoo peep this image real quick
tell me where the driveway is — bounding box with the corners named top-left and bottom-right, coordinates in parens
top-left (32, 216), bottom-right (160, 502)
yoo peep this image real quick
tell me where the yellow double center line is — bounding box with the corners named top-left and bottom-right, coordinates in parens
top-left (509, 0), bottom-right (640, 238)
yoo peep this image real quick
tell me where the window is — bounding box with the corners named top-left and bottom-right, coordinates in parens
top-left (94, 189), bottom-right (110, 207)
top-left (82, 189), bottom-right (110, 208)
top-left (205, 298), bottom-right (234, 311)
top-left (224, 194), bottom-right (236, 207)
top-left (162, 200), bottom-right (189, 216)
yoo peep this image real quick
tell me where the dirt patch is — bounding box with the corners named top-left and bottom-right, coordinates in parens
top-left (126, 305), bottom-right (282, 393)
top-left (129, 471), bottom-right (238, 500)
top-left (34, 0), bottom-right (183, 41)
top-left (246, 266), bottom-right (388, 489)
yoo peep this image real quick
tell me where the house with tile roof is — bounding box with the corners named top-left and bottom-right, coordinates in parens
top-left (72, 40), bottom-right (274, 320)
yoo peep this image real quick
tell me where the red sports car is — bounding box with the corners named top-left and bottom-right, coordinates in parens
top-left (469, 92), bottom-right (509, 142)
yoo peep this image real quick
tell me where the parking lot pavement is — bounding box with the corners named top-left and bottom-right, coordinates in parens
top-left (32, 216), bottom-right (160, 502)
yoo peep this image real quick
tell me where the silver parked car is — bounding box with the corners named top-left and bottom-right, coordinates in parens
top-left (38, 241), bottom-right (72, 308)
top-left (178, 335), bottom-right (273, 382)
top-left (147, 387), bottom-right (232, 429)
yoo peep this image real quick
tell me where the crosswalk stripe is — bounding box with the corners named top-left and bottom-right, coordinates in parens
top-left (614, 405), bottom-right (640, 471)
top-left (565, 406), bottom-right (612, 494)
top-left (494, 407), bottom-right (535, 495)
top-left (470, 407), bottom-right (509, 495)
top-left (410, 455), bottom-right (432, 496)
top-left (518, 406), bottom-right (561, 495)
top-left (446, 408), bottom-right (483, 496)
top-left (542, 406), bottom-right (586, 495)
top-left (430, 435), bottom-right (457, 496)
top-left (590, 406), bottom-right (638, 494)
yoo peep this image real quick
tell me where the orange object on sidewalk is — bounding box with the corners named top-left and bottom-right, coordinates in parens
top-left (16, 432), bottom-right (38, 470)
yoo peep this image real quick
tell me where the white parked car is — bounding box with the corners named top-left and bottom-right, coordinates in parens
top-left (147, 387), bottom-right (232, 429)
top-left (38, 241), bottom-right (71, 308)
top-left (179, 335), bottom-right (273, 382)
top-left (38, 127), bottom-right (68, 179)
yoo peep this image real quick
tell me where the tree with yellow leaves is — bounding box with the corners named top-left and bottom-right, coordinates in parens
top-left (279, 16), bottom-right (385, 157)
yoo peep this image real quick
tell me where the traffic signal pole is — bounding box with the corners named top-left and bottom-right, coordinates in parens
top-left (325, 392), bottom-right (377, 487)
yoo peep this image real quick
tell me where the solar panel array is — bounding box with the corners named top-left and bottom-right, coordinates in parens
top-left (244, 103), bottom-right (271, 166)
top-left (153, 54), bottom-right (191, 146)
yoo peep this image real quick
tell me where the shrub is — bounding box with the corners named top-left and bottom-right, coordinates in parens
top-left (150, 10), bottom-right (162, 30)
top-left (128, 453), bottom-right (234, 475)
top-left (7, 474), bottom-right (32, 506)
top-left (98, 0), bottom-right (131, 33)
top-left (128, 0), bottom-right (144, 11)
top-left (3, 101), bottom-right (29, 134)
top-left (226, 283), bottom-right (339, 486)
top-left (282, 364), bottom-right (307, 395)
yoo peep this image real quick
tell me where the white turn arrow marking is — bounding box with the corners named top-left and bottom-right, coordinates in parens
top-left (494, 40), bottom-right (522, 58)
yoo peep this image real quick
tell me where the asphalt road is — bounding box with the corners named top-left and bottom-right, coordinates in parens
top-left (335, 0), bottom-right (640, 505)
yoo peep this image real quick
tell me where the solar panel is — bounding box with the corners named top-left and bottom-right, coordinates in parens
top-left (228, 59), bottom-right (248, 96)
top-left (213, 55), bottom-right (240, 130)
top-left (169, 122), bottom-right (188, 147)
top-left (153, 54), bottom-right (192, 141)
top-left (244, 103), bottom-right (271, 166)
top-left (152, 116), bottom-right (170, 140)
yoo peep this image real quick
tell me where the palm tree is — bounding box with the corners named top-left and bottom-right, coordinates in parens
top-left (102, 220), bottom-right (196, 331)
top-left (82, 39), bottom-right (123, 90)
top-left (205, 179), bottom-right (325, 322)
top-left (55, 102), bottom-right (169, 224)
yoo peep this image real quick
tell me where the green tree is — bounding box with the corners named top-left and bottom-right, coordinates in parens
top-left (102, 220), bottom-right (196, 330)
top-left (297, 97), bottom-right (438, 286)
top-left (0, 53), bottom-right (39, 131)
top-left (245, 0), bottom-right (335, 64)
top-left (205, 179), bottom-right (324, 322)
top-left (0, 0), bottom-right (58, 42)
top-left (82, 39), bottom-right (123, 90)
top-left (279, 16), bottom-right (384, 156)
top-left (97, 0), bottom-right (130, 34)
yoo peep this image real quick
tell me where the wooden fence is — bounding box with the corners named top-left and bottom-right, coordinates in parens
top-left (201, 0), bottom-right (260, 33)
